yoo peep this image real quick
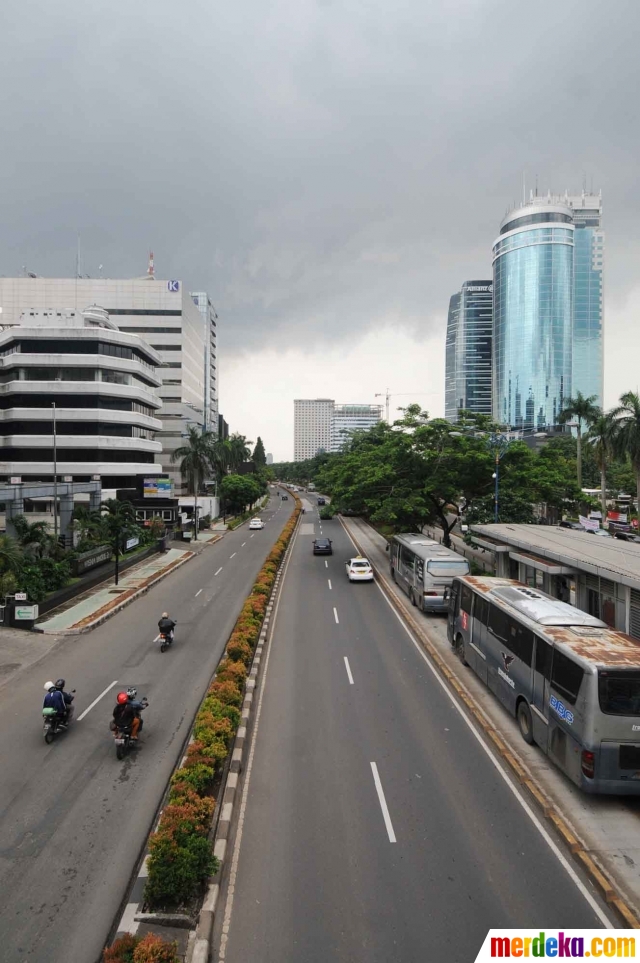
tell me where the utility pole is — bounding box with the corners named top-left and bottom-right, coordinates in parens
top-left (52, 403), bottom-right (58, 540)
top-left (375, 391), bottom-right (439, 424)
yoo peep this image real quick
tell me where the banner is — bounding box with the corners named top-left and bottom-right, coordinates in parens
top-left (579, 515), bottom-right (600, 532)
top-left (608, 511), bottom-right (628, 523)
top-left (475, 929), bottom-right (636, 960)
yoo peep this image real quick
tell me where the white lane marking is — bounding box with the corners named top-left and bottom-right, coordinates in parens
top-left (325, 560), bottom-right (328, 568)
top-left (344, 656), bottom-right (354, 685)
top-left (370, 762), bottom-right (397, 843)
top-left (217, 506), bottom-right (300, 961)
top-left (242, 542), bottom-right (246, 547)
top-left (250, 534), bottom-right (255, 538)
top-left (195, 589), bottom-right (203, 597)
top-left (350, 530), bottom-right (614, 926)
top-left (214, 567), bottom-right (223, 575)
top-left (328, 579), bottom-right (332, 590)
top-left (77, 680), bottom-right (119, 721)
top-left (230, 553), bottom-right (236, 559)
top-left (333, 606), bottom-right (339, 624)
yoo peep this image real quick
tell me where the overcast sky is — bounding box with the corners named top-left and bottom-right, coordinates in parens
top-left (1, 0), bottom-right (639, 459)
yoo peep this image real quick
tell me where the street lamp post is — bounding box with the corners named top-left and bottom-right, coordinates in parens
top-left (52, 402), bottom-right (58, 540)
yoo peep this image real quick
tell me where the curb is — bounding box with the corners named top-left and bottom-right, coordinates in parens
top-left (187, 510), bottom-right (300, 962)
top-left (36, 535), bottom-right (223, 636)
top-left (342, 517), bottom-right (640, 929)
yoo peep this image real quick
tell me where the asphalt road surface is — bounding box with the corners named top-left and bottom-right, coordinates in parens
top-left (0, 490), bottom-right (293, 963)
top-left (215, 505), bottom-right (611, 963)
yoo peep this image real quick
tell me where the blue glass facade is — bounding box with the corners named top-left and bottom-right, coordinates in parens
top-left (493, 210), bottom-right (574, 429)
top-left (571, 199), bottom-right (604, 406)
top-left (445, 283), bottom-right (493, 422)
top-left (444, 292), bottom-right (460, 421)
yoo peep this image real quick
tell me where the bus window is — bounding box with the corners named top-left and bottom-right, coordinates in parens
top-left (416, 557), bottom-right (424, 582)
top-left (460, 584), bottom-right (473, 614)
top-left (475, 596), bottom-right (489, 625)
top-left (488, 604), bottom-right (509, 642)
top-left (598, 670), bottom-right (640, 716)
top-left (400, 547), bottom-right (414, 577)
top-left (550, 650), bottom-right (584, 706)
top-left (506, 622), bottom-right (533, 667)
top-left (534, 637), bottom-right (552, 679)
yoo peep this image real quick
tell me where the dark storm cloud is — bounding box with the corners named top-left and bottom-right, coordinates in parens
top-left (1, 0), bottom-right (638, 353)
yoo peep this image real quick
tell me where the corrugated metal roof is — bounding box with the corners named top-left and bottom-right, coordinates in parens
top-left (471, 524), bottom-right (640, 592)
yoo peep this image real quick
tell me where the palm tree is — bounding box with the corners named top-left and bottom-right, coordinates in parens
top-left (227, 433), bottom-right (252, 472)
top-left (11, 515), bottom-right (53, 559)
top-left (171, 425), bottom-right (218, 540)
top-left (610, 392), bottom-right (640, 527)
top-left (0, 533), bottom-right (22, 574)
top-left (585, 412), bottom-right (616, 520)
top-left (99, 499), bottom-right (138, 585)
top-left (558, 392), bottom-right (601, 490)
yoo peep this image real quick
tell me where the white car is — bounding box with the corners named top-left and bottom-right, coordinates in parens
top-left (249, 517), bottom-right (265, 530)
top-left (345, 556), bottom-right (374, 582)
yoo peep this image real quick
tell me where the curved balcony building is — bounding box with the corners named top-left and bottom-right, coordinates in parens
top-left (0, 305), bottom-right (163, 487)
top-left (492, 202), bottom-right (574, 429)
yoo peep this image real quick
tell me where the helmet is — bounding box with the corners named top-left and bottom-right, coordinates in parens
top-left (162, 612), bottom-right (168, 618)
top-left (55, 679), bottom-right (66, 690)
top-left (116, 691), bottom-right (128, 705)
top-left (126, 687), bottom-right (137, 699)
top-left (44, 681), bottom-right (55, 692)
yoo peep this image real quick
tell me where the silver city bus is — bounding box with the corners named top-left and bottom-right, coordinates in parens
top-left (448, 575), bottom-right (640, 794)
top-left (389, 534), bottom-right (470, 613)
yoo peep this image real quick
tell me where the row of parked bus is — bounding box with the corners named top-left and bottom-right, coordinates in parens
top-left (388, 532), bottom-right (640, 796)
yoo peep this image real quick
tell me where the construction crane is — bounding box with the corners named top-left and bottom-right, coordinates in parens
top-left (375, 389), bottom-right (440, 423)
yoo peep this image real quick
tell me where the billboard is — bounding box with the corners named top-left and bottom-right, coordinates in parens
top-left (143, 477), bottom-right (174, 499)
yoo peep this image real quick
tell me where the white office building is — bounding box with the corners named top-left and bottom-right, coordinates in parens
top-left (0, 275), bottom-right (211, 492)
top-left (294, 399), bottom-right (334, 460)
top-left (331, 404), bottom-right (383, 452)
top-left (190, 292), bottom-right (218, 432)
top-left (0, 305), bottom-right (162, 485)
top-left (294, 399), bottom-right (383, 459)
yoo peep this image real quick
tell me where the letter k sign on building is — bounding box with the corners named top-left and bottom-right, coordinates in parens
top-left (167, 280), bottom-right (180, 292)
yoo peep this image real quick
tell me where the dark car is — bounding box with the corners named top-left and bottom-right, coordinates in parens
top-left (615, 530), bottom-right (640, 543)
top-left (282, 495), bottom-right (288, 500)
top-left (558, 520), bottom-right (585, 530)
top-left (317, 497), bottom-right (326, 506)
top-left (313, 537), bottom-right (333, 555)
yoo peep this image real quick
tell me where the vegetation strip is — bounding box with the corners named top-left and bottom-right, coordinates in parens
top-left (341, 516), bottom-right (640, 929)
top-left (104, 491), bottom-right (301, 961)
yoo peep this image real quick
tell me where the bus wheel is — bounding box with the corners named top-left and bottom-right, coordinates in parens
top-left (455, 635), bottom-right (468, 666)
top-left (517, 701), bottom-right (535, 745)
top-left (409, 589), bottom-right (416, 607)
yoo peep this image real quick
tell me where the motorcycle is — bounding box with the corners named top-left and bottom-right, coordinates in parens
top-left (156, 621), bottom-right (177, 653)
top-left (42, 691), bottom-right (75, 744)
top-left (112, 699), bottom-right (148, 759)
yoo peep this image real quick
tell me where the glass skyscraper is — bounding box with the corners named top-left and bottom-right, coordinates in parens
top-left (445, 281), bottom-right (493, 422)
top-left (492, 192), bottom-right (604, 429)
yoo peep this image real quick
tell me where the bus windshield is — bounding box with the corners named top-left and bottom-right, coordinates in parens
top-left (598, 670), bottom-right (640, 716)
top-left (426, 560), bottom-right (469, 577)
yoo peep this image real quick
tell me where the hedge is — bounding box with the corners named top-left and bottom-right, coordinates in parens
top-left (144, 496), bottom-right (301, 909)
top-left (104, 932), bottom-right (179, 962)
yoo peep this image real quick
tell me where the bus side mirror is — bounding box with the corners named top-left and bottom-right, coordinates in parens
top-left (385, 543), bottom-right (389, 552)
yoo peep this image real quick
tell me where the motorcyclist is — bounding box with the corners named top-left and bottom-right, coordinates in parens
top-left (112, 689), bottom-right (143, 741)
top-left (43, 681), bottom-right (67, 726)
top-left (54, 678), bottom-right (75, 724)
top-left (158, 612), bottom-right (176, 643)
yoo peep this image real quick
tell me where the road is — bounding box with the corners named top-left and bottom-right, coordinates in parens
top-left (215, 502), bottom-right (611, 963)
top-left (0, 490), bottom-right (293, 963)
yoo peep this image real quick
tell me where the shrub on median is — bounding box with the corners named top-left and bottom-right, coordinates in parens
top-left (144, 496), bottom-right (301, 909)
top-left (104, 933), bottom-right (179, 963)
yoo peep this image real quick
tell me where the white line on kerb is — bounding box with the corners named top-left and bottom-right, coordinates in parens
top-left (195, 588), bottom-right (203, 597)
top-left (339, 521), bottom-right (613, 926)
top-left (333, 607), bottom-right (339, 624)
top-left (214, 567), bottom-right (223, 575)
top-left (78, 680), bottom-right (119, 721)
top-left (344, 656), bottom-right (354, 685)
top-left (230, 553), bottom-right (236, 559)
top-left (327, 579), bottom-right (332, 590)
top-left (370, 762), bottom-right (396, 842)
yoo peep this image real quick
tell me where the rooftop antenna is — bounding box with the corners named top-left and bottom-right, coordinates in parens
top-left (147, 251), bottom-right (155, 278)
top-left (522, 170), bottom-right (526, 205)
top-left (76, 234), bottom-right (81, 279)
top-left (535, 173), bottom-right (538, 197)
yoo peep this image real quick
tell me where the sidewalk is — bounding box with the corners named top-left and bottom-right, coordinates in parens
top-left (341, 515), bottom-right (640, 922)
top-left (37, 547), bottom-right (197, 634)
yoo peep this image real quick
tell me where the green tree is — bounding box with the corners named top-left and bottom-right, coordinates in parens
top-left (0, 534), bottom-right (22, 575)
top-left (253, 437), bottom-right (267, 469)
top-left (611, 391), bottom-right (640, 522)
top-left (227, 433), bottom-right (252, 472)
top-left (558, 392), bottom-right (601, 490)
top-left (11, 516), bottom-right (56, 560)
top-left (99, 499), bottom-right (138, 585)
top-left (220, 475), bottom-right (262, 516)
top-left (171, 425), bottom-right (218, 540)
top-left (585, 411), bottom-right (617, 519)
